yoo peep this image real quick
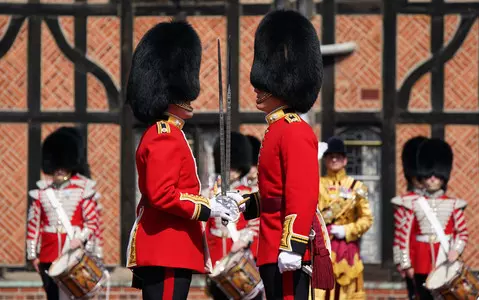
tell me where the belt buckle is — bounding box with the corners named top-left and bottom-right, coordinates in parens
top-left (429, 235), bottom-right (436, 243)
top-left (57, 226), bottom-right (65, 234)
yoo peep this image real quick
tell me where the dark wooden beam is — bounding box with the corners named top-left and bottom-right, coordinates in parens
top-left (430, 0), bottom-right (445, 139)
top-left (320, 0), bottom-right (336, 144)
top-left (27, 14), bottom-right (42, 207)
top-left (0, 112), bottom-right (120, 123)
top-left (398, 112), bottom-right (479, 125)
top-left (74, 0), bottom-right (88, 160)
top-left (119, 0), bottom-right (135, 267)
top-left (381, 0), bottom-right (397, 272)
top-left (226, 0), bottom-right (240, 131)
top-left (0, 3), bottom-right (117, 16)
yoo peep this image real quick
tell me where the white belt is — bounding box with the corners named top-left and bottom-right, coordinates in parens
top-left (416, 234), bottom-right (451, 243)
top-left (43, 225), bottom-right (81, 234)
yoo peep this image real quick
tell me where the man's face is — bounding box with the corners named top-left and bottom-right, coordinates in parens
top-left (52, 169), bottom-right (71, 184)
top-left (411, 177), bottom-right (424, 189)
top-left (423, 175), bottom-right (444, 193)
top-left (324, 153), bottom-right (347, 172)
top-left (246, 165), bottom-right (258, 186)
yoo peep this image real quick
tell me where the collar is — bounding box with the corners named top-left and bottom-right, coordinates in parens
top-left (164, 113), bottom-right (185, 130)
top-left (265, 106), bottom-right (291, 125)
top-left (412, 188), bottom-right (424, 196)
top-left (325, 169), bottom-right (347, 182)
top-left (424, 189), bottom-right (445, 198)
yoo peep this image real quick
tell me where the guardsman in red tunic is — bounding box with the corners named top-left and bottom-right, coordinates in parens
top-left (205, 131), bottom-right (262, 300)
top-left (391, 136), bottom-right (428, 300)
top-left (125, 21), bottom-right (236, 300)
top-left (26, 127), bottom-right (99, 300)
top-left (392, 138), bottom-right (468, 300)
top-left (238, 10), bottom-right (334, 300)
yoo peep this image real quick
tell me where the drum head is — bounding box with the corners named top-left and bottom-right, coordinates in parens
top-left (211, 250), bottom-right (245, 277)
top-left (426, 261), bottom-right (463, 290)
top-left (48, 248), bottom-right (84, 277)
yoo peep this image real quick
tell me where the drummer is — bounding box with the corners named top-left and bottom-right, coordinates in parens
top-left (205, 131), bottom-right (262, 300)
top-left (26, 127), bottom-right (99, 300)
top-left (392, 138), bottom-right (469, 300)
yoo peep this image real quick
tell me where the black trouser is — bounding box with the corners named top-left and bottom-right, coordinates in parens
top-left (206, 277), bottom-right (264, 300)
top-left (414, 274), bottom-right (433, 300)
top-left (259, 264), bottom-right (310, 300)
top-left (405, 276), bottom-right (417, 299)
top-left (39, 263), bottom-right (59, 300)
top-left (132, 267), bottom-right (193, 300)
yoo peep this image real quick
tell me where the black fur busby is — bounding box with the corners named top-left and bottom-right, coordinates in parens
top-left (246, 135), bottom-right (261, 166)
top-left (127, 21), bottom-right (202, 124)
top-left (42, 127), bottom-right (84, 175)
top-left (324, 136), bottom-right (346, 156)
top-left (417, 138), bottom-right (453, 185)
top-left (250, 10), bottom-right (323, 113)
top-left (213, 132), bottom-right (253, 178)
top-left (401, 136), bottom-right (428, 188)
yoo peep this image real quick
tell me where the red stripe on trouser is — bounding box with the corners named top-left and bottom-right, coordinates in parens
top-left (163, 268), bottom-right (175, 300)
top-left (282, 271), bottom-right (294, 300)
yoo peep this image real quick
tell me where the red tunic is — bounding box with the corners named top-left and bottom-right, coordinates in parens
top-left (391, 191), bottom-right (468, 275)
top-left (205, 183), bottom-right (259, 265)
top-left (244, 107), bottom-right (320, 266)
top-left (126, 114), bottom-right (211, 273)
top-left (26, 175), bottom-right (98, 263)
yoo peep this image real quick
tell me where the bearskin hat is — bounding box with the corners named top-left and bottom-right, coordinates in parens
top-left (324, 136), bottom-right (346, 156)
top-left (250, 10), bottom-right (323, 113)
top-left (213, 132), bottom-right (253, 178)
top-left (401, 136), bottom-right (428, 187)
top-left (127, 21), bottom-right (202, 124)
top-left (42, 127), bottom-right (84, 175)
top-left (417, 138), bottom-right (453, 185)
top-left (246, 135), bottom-right (261, 166)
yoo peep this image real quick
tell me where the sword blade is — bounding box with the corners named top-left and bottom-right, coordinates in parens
top-left (217, 38), bottom-right (227, 196)
top-left (225, 35), bottom-right (232, 192)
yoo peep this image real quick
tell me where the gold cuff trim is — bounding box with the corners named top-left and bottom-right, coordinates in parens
top-left (180, 193), bottom-right (210, 207)
top-left (192, 203), bottom-right (201, 220)
top-left (280, 214), bottom-right (309, 251)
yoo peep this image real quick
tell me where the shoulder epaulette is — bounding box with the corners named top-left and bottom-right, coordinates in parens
top-left (28, 189), bottom-right (40, 200)
top-left (454, 199), bottom-right (467, 209)
top-left (157, 121), bottom-right (171, 134)
top-left (284, 113), bottom-right (301, 123)
top-left (36, 179), bottom-right (51, 189)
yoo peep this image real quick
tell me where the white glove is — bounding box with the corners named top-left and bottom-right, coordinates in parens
top-left (278, 251), bottom-right (302, 273)
top-left (330, 225), bottom-right (346, 239)
top-left (209, 197), bottom-right (234, 221)
top-left (226, 191), bottom-right (247, 212)
top-left (318, 142), bottom-right (329, 160)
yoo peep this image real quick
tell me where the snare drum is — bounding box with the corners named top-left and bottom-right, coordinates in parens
top-left (210, 249), bottom-right (263, 300)
top-left (425, 260), bottom-right (479, 299)
top-left (48, 248), bottom-right (106, 299)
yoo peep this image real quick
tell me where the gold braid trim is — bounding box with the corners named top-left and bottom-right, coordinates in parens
top-left (180, 193), bottom-right (210, 207)
top-left (331, 251), bottom-right (364, 287)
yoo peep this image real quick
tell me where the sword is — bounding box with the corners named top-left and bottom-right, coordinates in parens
top-left (225, 35), bottom-right (232, 193)
top-left (217, 39), bottom-right (227, 197)
top-left (218, 38), bottom-right (239, 226)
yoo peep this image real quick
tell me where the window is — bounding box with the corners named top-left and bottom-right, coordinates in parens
top-left (337, 127), bottom-right (382, 264)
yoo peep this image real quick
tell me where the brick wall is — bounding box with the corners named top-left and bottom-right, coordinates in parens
top-left (0, 14), bottom-right (478, 270)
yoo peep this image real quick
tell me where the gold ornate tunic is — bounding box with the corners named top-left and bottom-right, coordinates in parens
top-left (315, 169), bottom-right (373, 300)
